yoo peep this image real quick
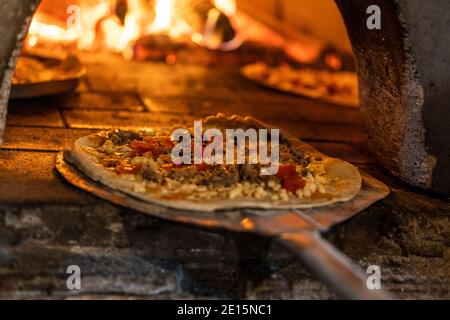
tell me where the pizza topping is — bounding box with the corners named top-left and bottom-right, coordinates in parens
top-left (239, 164), bottom-right (260, 182)
top-left (92, 129), bottom-right (328, 200)
top-left (108, 130), bottom-right (142, 145)
top-left (130, 140), bottom-right (155, 155)
top-left (141, 166), bottom-right (163, 182)
top-left (209, 165), bottom-right (240, 187)
top-left (282, 173), bottom-right (307, 193)
top-left (195, 163), bottom-right (209, 171)
top-left (162, 164), bottom-right (175, 171)
top-left (275, 164), bottom-right (296, 179)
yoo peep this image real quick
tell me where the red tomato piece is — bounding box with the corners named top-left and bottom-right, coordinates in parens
top-left (143, 136), bottom-right (157, 144)
top-left (276, 164), bottom-right (297, 179)
top-left (130, 150), bottom-right (138, 158)
top-left (130, 140), bottom-right (154, 155)
top-left (159, 155), bottom-right (172, 163)
top-left (158, 136), bottom-right (175, 149)
top-left (195, 163), bottom-right (209, 171)
top-left (282, 173), bottom-right (306, 193)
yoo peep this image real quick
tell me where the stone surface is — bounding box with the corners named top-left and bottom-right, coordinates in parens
top-left (0, 150), bottom-right (90, 204)
top-left (0, 186), bottom-right (448, 299)
top-left (6, 103), bottom-right (65, 128)
top-left (142, 96), bottom-right (363, 125)
top-left (1, 127), bottom-right (96, 151)
top-left (335, 0), bottom-right (450, 193)
top-left (50, 92), bottom-right (145, 112)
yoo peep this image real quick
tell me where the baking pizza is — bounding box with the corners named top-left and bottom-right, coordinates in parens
top-left (241, 62), bottom-right (359, 107)
top-left (12, 54), bottom-right (83, 85)
top-left (67, 114), bottom-right (362, 211)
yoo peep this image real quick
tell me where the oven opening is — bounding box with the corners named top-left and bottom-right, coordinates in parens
top-left (8, 0), bottom-right (362, 161)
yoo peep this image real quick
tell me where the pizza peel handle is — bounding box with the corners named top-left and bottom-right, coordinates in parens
top-left (278, 232), bottom-right (392, 300)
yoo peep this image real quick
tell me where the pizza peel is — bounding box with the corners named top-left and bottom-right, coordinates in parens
top-left (55, 151), bottom-right (392, 300)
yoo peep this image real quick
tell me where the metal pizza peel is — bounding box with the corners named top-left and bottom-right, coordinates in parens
top-left (55, 151), bottom-right (392, 300)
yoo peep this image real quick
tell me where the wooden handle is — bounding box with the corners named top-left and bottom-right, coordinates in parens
top-left (278, 232), bottom-right (393, 300)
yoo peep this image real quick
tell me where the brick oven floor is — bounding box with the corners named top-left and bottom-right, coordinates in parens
top-left (0, 52), bottom-right (448, 299)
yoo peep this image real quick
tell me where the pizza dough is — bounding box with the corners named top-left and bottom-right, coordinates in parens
top-left (241, 62), bottom-right (359, 107)
top-left (68, 114), bottom-right (362, 212)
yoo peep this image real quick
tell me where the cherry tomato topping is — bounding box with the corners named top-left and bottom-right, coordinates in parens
top-left (158, 136), bottom-right (175, 149)
top-left (276, 164), bottom-right (297, 179)
top-left (282, 173), bottom-right (306, 193)
top-left (130, 140), bottom-right (154, 155)
top-left (159, 155), bottom-right (172, 163)
top-left (195, 163), bottom-right (209, 171)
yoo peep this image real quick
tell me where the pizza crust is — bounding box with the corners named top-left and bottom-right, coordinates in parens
top-left (241, 62), bottom-right (359, 108)
top-left (69, 114), bottom-right (362, 212)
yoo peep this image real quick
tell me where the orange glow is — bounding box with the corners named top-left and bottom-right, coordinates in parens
top-left (24, 0), bottom-right (323, 65)
top-left (145, 0), bottom-right (192, 38)
top-left (27, 0), bottom-right (239, 53)
top-left (26, 12), bottom-right (78, 48)
top-left (214, 0), bottom-right (237, 16)
top-left (325, 53), bottom-right (343, 71)
top-left (77, 1), bottom-right (111, 50)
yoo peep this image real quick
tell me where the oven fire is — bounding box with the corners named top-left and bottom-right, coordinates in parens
top-left (25, 0), bottom-right (241, 55)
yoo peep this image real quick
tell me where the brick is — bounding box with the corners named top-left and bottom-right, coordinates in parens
top-left (57, 92), bottom-right (144, 111)
top-left (6, 103), bottom-right (64, 128)
top-left (0, 150), bottom-right (91, 204)
top-left (141, 96), bottom-right (362, 125)
top-left (63, 109), bottom-right (197, 130)
top-left (1, 127), bottom-right (97, 151)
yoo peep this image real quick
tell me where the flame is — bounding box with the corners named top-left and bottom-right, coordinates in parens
top-left (99, 0), bottom-right (193, 52)
top-left (145, 0), bottom-right (192, 38)
top-left (26, 0), bottom-right (237, 54)
top-left (214, 0), bottom-right (237, 16)
top-left (150, 0), bottom-right (173, 32)
top-left (26, 12), bottom-right (78, 48)
top-left (77, 1), bottom-right (112, 50)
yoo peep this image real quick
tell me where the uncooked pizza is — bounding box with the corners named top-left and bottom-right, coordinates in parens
top-left (241, 62), bottom-right (359, 107)
top-left (68, 114), bottom-right (362, 212)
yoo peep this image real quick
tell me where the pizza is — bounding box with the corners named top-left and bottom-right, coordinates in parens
top-left (67, 114), bottom-right (362, 212)
top-left (12, 54), bottom-right (83, 85)
top-left (241, 62), bottom-right (359, 107)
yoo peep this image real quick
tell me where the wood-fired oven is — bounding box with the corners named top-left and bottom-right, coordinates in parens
top-left (0, 0), bottom-right (448, 300)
